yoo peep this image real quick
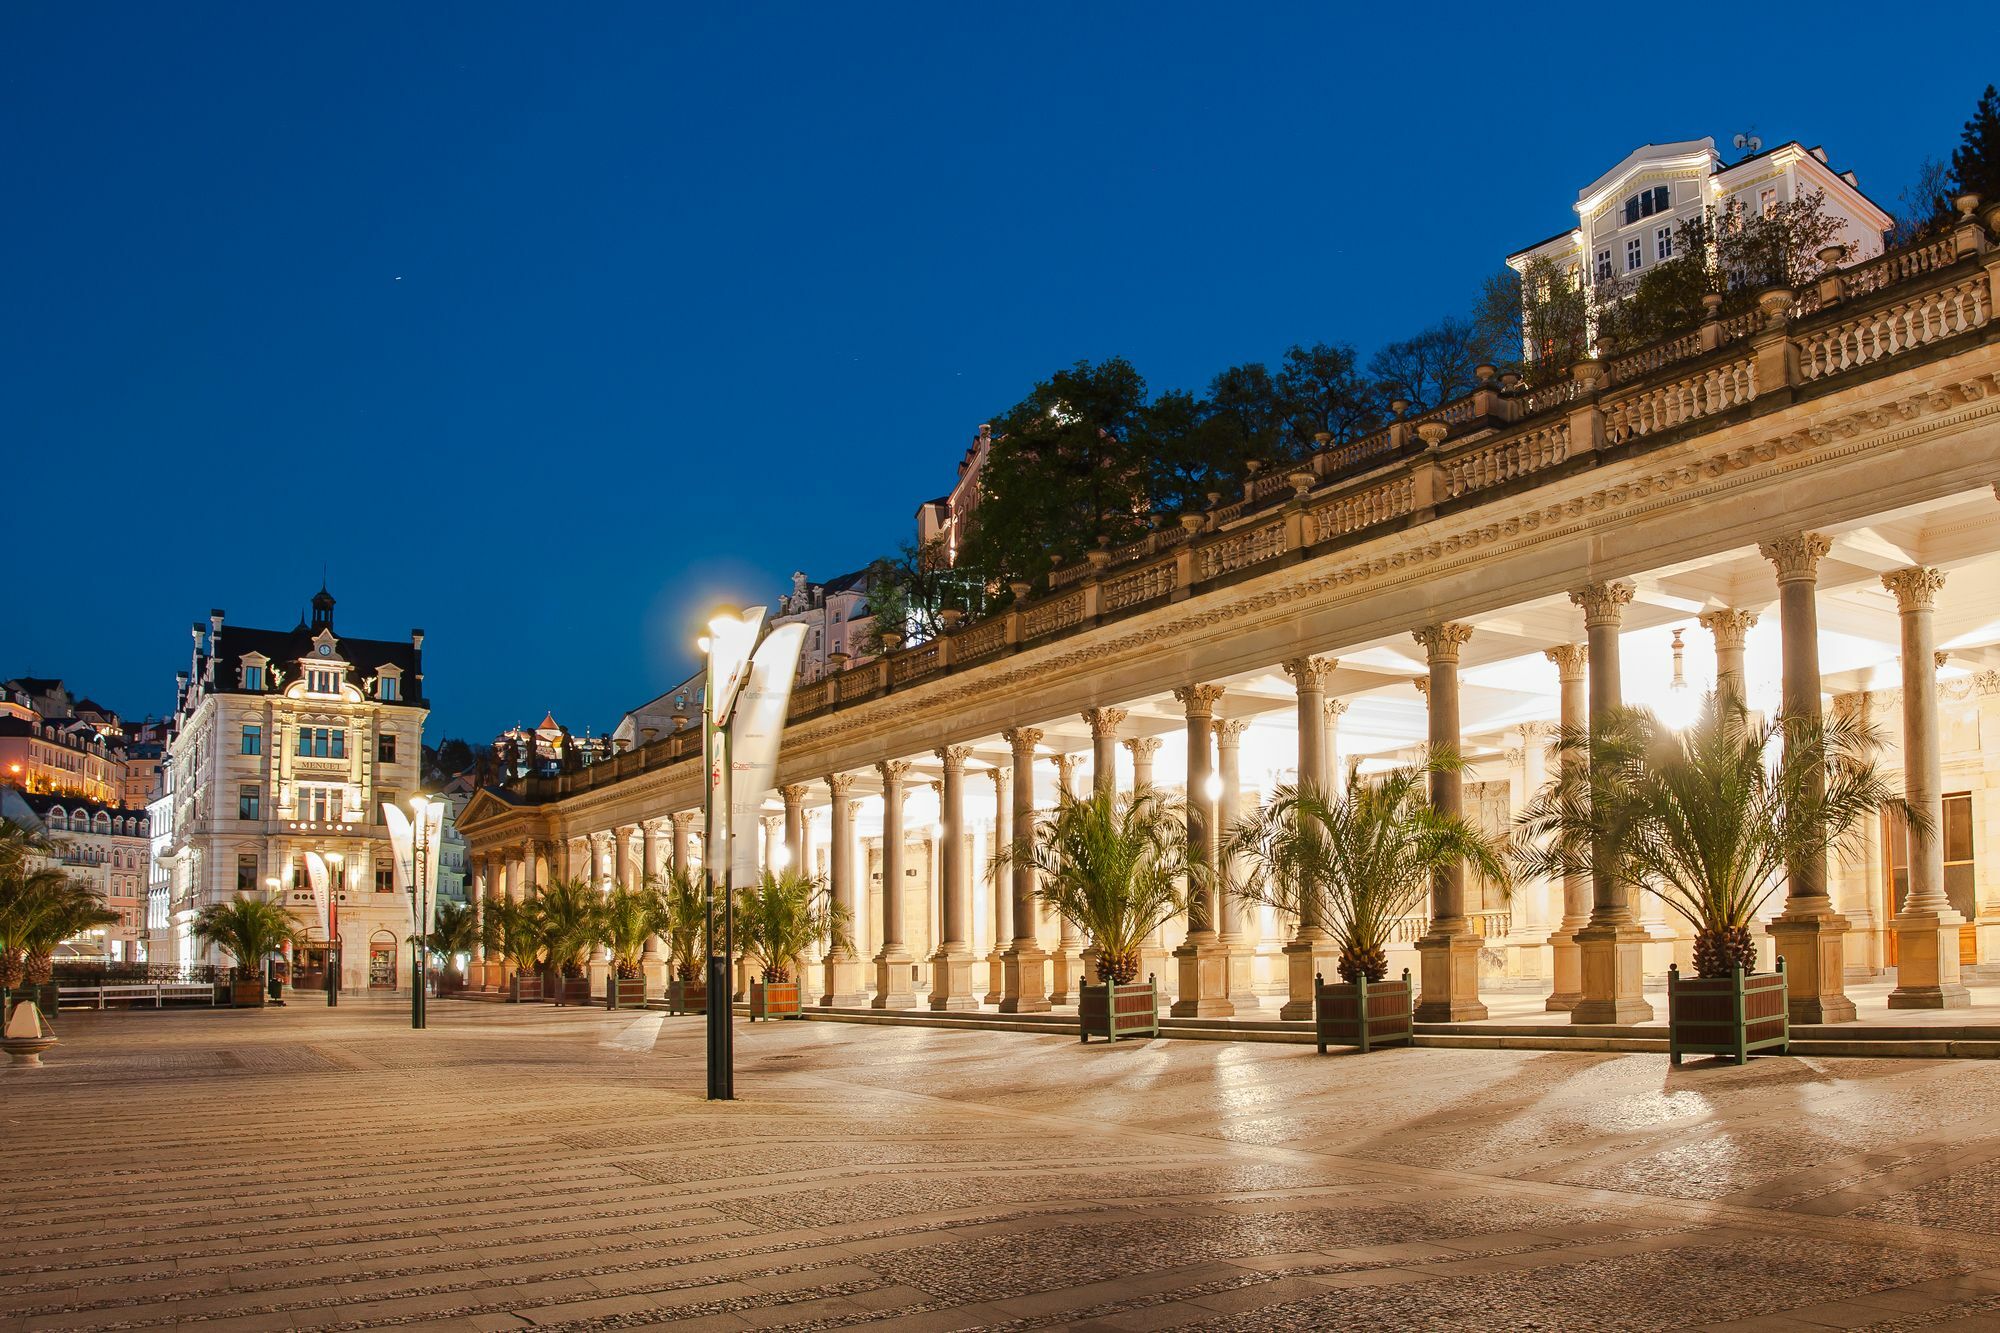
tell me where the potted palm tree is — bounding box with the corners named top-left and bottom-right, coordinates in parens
top-left (426, 900), bottom-right (481, 995)
top-left (1515, 696), bottom-right (1906, 1064)
top-left (1012, 789), bottom-right (1194, 1044)
top-left (193, 896), bottom-right (306, 1008)
top-left (1229, 755), bottom-right (1509, 1053)
top-left (658, 865), bottom-right (708, 1015)
top-left (737, 868), bottom-right (851, 1020)
top-left (19, 882), bottom-right (119, 1018)
top-left (535, 877), bottom-right (603, 1005)
top-left (483, 897), bottom-right (546, 1001)
top-left (600, 884), bottom-right (660, 1008)
top-left (1, 820), bottom-right (74, 1021)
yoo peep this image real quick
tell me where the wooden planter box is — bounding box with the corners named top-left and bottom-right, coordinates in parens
top-left (556, 976), bottom-right (593, 1005)
top-left (1314, 970), bottom-right (1414, 1054)
top-left (749, 977), bottom-right (802, 1021)
top-left (666, 979), bottom-right (707, 1015)
top-left (1668, 961), bottom-right (1788, 1065)
top-left (230, 979), bottom-right (268, 1009)
top-left (1078, 976), bottom-right (1159, 1044)
top-left (509, 973), bottom-right (544, 1003)
top-left (605, 976), bottom-right (646, 1010)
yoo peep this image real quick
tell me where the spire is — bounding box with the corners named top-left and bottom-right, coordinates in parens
top-left (310, 583), bottom-right (336, 631)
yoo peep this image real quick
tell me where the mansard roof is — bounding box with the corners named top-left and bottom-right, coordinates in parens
top-left (212, 623), bottom-right (424, 702)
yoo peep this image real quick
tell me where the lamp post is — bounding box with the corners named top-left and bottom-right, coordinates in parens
top-left (700, 608), bottom-right (764, 1102)
top-left (265, 876), bottom-right (285, 1001)
top-left (325, 852), bottom-right (343, 1008)
top-left (388, 795), bottom-right (447, 1030)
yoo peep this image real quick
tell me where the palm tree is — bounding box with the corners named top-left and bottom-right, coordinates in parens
top-left (1514, 695), bottom-right (1909, 978)
top-left (193, 896), bottom-right (306, 979)
top-left (20, 880), bottom-right (119, 985)
top-left (734, 868), bottom-right (851, 984)
top-left (427, 900), bottom-right (481, 982)
top-left (1, 819), bottom-right (72, 998)
top-left (656, 865), bottom-right (708, 983)
top-left (1227, 755), bottom-right (1511, 984)
top-left (1007, 788), bottom-right (1196, 986)
top-left (601, 883), bottom-right (664, 980)
top-left (535, 877), bottom-right (604, 979)
top-left (482, 896), bottom-right (544, 975)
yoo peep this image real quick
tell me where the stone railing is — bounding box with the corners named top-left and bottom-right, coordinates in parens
top-left (1388, 907), bottom-right (1516, 946)
top-left (496, 217), bottom-right (1998, 807)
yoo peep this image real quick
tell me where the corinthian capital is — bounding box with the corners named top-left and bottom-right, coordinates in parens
top-left (1083, 706), bottom-right (1128, 740)
top-left (1001, 727), bottom-right (1043, 758)
top-left (778, 783), bottom-right (810, 806)
top-left (1282, 654), bottom-right (1339, 692)
top-left (1758, 531), bottom-right (1832, 583)
top-left (1211, 717), bottom-right (1250, 745)
top-left (1881, 566), bottom-right (1946, 613)
top-left (1412, 622), bottom-right (1474, 663)
top-left (1544, 642), bottom-right (1588, 678)
top-left (1568, 581), bottom-right (1635, 628)
top-left (877, 758), bottom-right (914, 787)
top-left (936, 744), bottom-right (975, 772)
top-left (1173, 683), bottom-right (1227, 717)
top-left (825, 772), bottom-right (861, 795)
top-left (1696, 607), bottom-right (1758, 649)
top-left (1123, 736), bottom-right (1164, 760)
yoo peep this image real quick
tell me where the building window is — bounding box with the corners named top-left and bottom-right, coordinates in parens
top-left (242, 724), bottom-right (262, 756)
top-left (307, 668), bottom-right (342, 695)
top-left (378, 734), bottom-right (397, 763)
top-left (1595, 250), bottom-right (1612, 282)
top-left (242, 664), bottom-right (264, 691)
top-left (380, 676), bottom-right (399, 702)
top-left (239, 785), bottom-right (261, 821)
top-left (1656, 225), bottom-right (1673, 260)
top-left (1622, 185), bottom-right (1671, 225)
top-left (296, 727), bottom-right (346, 759)
top-left (1760, 186), bottom-right (1778, 216)
top-left (237, 853), bottom-right (259, 892)
top-left (297, 784), bottom-right (343, 823)
top-left (376, 866), bottom-right (394, 893)
top-left (1626, 238), bottom-right (1643, 272)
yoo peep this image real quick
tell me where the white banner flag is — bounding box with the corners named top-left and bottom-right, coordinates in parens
top-left (728, 622), bottom-right (806, 891)
top-left (304, 852), bottom-right (331, 939)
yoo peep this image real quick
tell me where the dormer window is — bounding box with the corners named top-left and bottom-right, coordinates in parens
top-left (307, 668), bottom-right (343, 696)
top-left (242, 664), bottom-right (265, 691)
top-left (1622, 185), bottom-right (1671, 225)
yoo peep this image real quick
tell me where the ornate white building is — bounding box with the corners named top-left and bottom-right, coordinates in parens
top-left (151, 588), bottom-right (431, 992)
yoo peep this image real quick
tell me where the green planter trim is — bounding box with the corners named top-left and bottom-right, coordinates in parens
top-left (1314, 970), bottom-right (1414, 1054)
top-left (1668, 959), bottom-right (1788, 1065)
top-left (1078, 976), bottom-right (1159, 1044)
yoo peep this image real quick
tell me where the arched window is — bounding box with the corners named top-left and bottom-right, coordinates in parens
top-left (94, 812), bottom-right (112, 834)
top-left (46, 808), bottom-right (66, 832)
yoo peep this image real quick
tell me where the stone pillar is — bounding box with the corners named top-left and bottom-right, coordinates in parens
top-left (1759, 532), bottom-right (1857, 1023)
top-left (1413, 623), bottom-right (1487, 1022)
top-left (618, 824), bottom-right (641, 888)
top-left (1542, 644), bottom-right (1591, 1011)
top-left (1000, 728), bottom-right (1050, 1012)
top-left (638, 823), bottom-right (665, 993)
top-left (929, 746), bottom-right (978, 1009)
top-left (1047, 751), bottom-right (1085, 1001)
top-left (821, 774), bottom-right (868, 1006)
top-left (470, 858), bottom-right (488, 980)
top-left (1698, 608), bottom-right (1758, 703)
top-left (1124, 735), bottom-right (1160, 789)
top-left (1086, 708), bottom-right (1127, 797)
top-left (671, 811), bottom-right (695, 873)
top-left (761, 815), bottom-right (783, 875)
top-left (871, 760), bottom-right (916, 1009)
top-left (1883, 568), bottom-right (1970, 1008)
top-left (780, 784), bottom-right (808, 873)
top-left (1325, 699), bottom-right (1349, 791)
top-left (1215, 717), bottom-right (1259, 1009)
top-left (984, 765), bottom-right (1011, 1006)
top-left (1568, 585), bottom-right (1652, 1024)
top-left (1281, 654), bottom-right (1340, 1019)
top-left (1171, 683), bottom-right (1231, 1017)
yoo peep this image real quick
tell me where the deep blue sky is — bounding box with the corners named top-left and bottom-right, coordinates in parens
top-left (5, 4), bottom-right (1989, 742)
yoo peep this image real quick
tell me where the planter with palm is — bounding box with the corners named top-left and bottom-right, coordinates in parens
top-left (656, 865), bottom-right (709, 1014)
top-left (1514, 696), bottom-right (1907, 1063)
top-left (427, 900), bottom-right (481, 994)
top-left (1, 822), bottom-right (113, 1022)
top-left (735, 868), bottom-right (851, 1019)
top-left (535, 877), bottom-right (604, 1004)
top-left (482, 897), bottom-right (546, 1001)
top-left (1009, 789), bottom-right (1195, 1042)
top-left (193, 896), bottom-right (307, 1009)
top-left (1227, 754), bottom-right (1509, 1052)
top-left (600, 884), bottom-right (662, 1007)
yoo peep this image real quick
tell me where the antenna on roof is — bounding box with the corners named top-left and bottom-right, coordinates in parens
top-left (1732, 129), bottom-right (1762, 155)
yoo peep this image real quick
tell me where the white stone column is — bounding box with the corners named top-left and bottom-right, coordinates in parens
top-left (1281, 654), bottom-right (1339, 1019)
top-left (1124, 735), bottom-right (1171, 988)
top-left (871, 760), bottom-right (916, 1009)
top-left (1759, 532), bottom-right (1857, 1024)
top-left (1884, 567), bottom-right (1970, 1008)
top-left (821, 774), bottom-right (867, 1006)
top-left (1124, 735), bottom-right (1160, 789)
top-left (1543, 643), bottom-right (1590, 1010)
top-left (929, 746), bottom-right (978, 1010)
top-left (670, 811), bottom-right (695, 873)
top-left (1048, 751), bottom-right (1085, 999)
top-left (1215, 717), bottom-right (1258, 1008)
top-left (983, 765), bottom-right (1010, 1006)
top-left (999, 728), bottom-right (1050, 1012)
top-left (780, 784), bottom-right (808, 873)
top-left (1171, 683), bottom-right (1231, 1017)
top-left (1086, 707), bottom-right (1127, 798)
top-left (1412, 623), bottom-right (1487, 1022)
top-left (1698, 608), bottom-right (1758, 703)
top-left (1568, 585), bottom-right (1652, 1024)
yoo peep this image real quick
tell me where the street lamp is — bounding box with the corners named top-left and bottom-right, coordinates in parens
top-left (325, 852), bottom-right (344, 1008)
top-left (386, 795), bottom-right (448, 1030)
top-left (701, 606), bottom-right (764, 1102)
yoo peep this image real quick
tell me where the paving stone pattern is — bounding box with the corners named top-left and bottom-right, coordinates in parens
top-left (8, 999), bottom-right (2000, 1330)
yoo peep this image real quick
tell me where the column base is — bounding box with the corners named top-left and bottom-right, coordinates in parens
top-left (928, 949), bottom-right (980, 1011)
top-left (1888, 909), bottom-right (1971, 1009)
top-left (1545, 926), bottom-right (1583, 1011)
top-left (1278, 930), bottom-right (1338, 1021)
top-left (982, 950), bottom-right (1006, 1007)
top-left (1769, 903), bottom-right (1857, 1024)
top-left (1414, 931), bottom-right (1486, 1023)
top-left (820, 951), bottom-right (870, 1008)
top-left (587, 958), bottom-right (610, 994)
top-left (999, 944), bottom-right (1050, 1013)
top-left (1222, 939), bottom-right (1260, 1012)
top-left (1141, 944), bottom-right (1173, 999)
top-left (641, 954), bottom-right (666, 1000)
top-left (1571, 922), bottom-right (1652, 1024)
top-left (870, 951), bottom-right (917, 1010)
top-left (1050, 946), bottom-right (1085, 1005)
top-left (1170, 937), bottom-right (1233, 1018)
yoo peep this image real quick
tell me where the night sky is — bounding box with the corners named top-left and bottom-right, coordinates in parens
top-left (5, 3), bottom-right (1988, 742)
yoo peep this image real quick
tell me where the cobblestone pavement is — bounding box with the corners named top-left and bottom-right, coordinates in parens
top-left (9, 1000), bottom-right (2000, 1331)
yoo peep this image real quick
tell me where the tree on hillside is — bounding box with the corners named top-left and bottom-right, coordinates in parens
top-left (1950, 84), bottom-right (2000, 206)
top-left (961, 357), bottom-right (1154, 583)
top-left (1367, 317), bottom-right (1485, 412)
top-left (1888, 157), bottom-right (1954, 247)
top-left (859, 539), bottom-right (982, 651)
top-left (1475, 257), bottom-right (1589, 383)
top-left (1273, 342), bottom-right (1384, 450)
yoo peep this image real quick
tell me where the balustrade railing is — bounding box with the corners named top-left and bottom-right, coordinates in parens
top-left (1798, 273), bottom-right (1991, 382)
top-left (1602, 356), bottom-right (1757, 446)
